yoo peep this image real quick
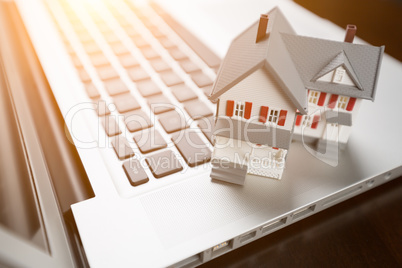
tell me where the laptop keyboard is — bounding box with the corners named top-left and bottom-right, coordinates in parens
top-left (44, 0), bottom-right (218, 189)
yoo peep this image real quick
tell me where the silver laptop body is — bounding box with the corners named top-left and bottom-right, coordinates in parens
top-left (3, 0), bottom-right (401, 266)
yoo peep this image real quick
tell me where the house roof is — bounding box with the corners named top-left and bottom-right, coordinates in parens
top-left (281, 33), bottom-right (384, 100)
top-left (209, 7), bottom-right (308, 114)
top-left (311, 51), bottom-right (363, 90)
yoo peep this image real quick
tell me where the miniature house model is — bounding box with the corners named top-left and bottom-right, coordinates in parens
top-left (209, 7), bottom-right (384, 185)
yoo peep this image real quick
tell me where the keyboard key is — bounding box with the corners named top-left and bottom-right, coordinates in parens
top-left (73, 23), bottom-right (86, 33)
top-left (127, 66), bottom-right (150, 81)
top-left (78, 69), bottom-right (91, 82)
top-left (91, 15), bottom-right (104, 24)
top-left (96, 100), bottom-right (110, 116)
top-left (119, 55), bottom-right (139, 68)
top-left (132, 36), bottom-right (149, 48)
top-left (84, 82), bottom-right (100, 99)
top-left (113, 93), bottom-right (141, 113)
top-left (158, 110), bottom-right (188, 133)
top-left (159, 37), bottom-right (175, 49)
top-left (171, 84), bottom-right (198, 102)
top-left (160, 71), bottom-right (183, 87)
top-left (97, 23), bottom-right (112, 34)
top-left (184, 99), bottom-right (213, 119)
top-left (116, 17), bottom-right (130, 27)
top-left (201, 86), bottom-right (217, 103)
top-left (172, 129), bottom-right (211, 167)
top-left (70, 54), bottom-right (83, 68)
top-left (78, 32), bottom-right (93, 43)
top-left (90, 53), bottom-right (109, 67)
top-left (168, 47), bottom-right (187, 61)
top-left (111, 42), bottom-right (129, 55)
top-left (136, 79), bottom-right (161, 97)
top-left (84, 41), bottom-right (101, 54)
top-left (201, 85), bottom-right (213, 96)
top-left (150, 58), bottom-right (171, 73)
top-left (104, 79), bottom-right (129, 96)
top-left (141, 18), bottom-right (154, 28)
top-left (102, 116), bottom-right (121, 136)
top-left (104, 32), bottom-right (119, 43)
top-left (147, 94), bottom-right (174, 114)
top-left (146, 150), bottom-right (183, 178)
top-left (141, 47), bottom-right (160, 60)
top-left (65, 43), bottom-right (75, 54)
top-left (124, 110), bottom-right (152, 132)
top-left (149, 27), bottom-right (165, 38)
top-left (155, 7), bottom-right (221, 68)
top-left (123, 159), bottom-right (149, 186)
top-left (133, 128), bottom-right (167, 153)
top-left (124, 26), bottom-right (139, 37)
top-left (97, 65), bottom-right (119, 80)
top-left (197, 116), bottom-right (215, 144)
top-left (179, 59), bottom-right (200, 73)
top-left (111, 135), bottom-right (134, 160)
top-left (191, 72), bottom-right (213, 88)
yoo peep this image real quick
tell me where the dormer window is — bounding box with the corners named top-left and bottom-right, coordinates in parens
top-left (332, 68), bottom-right (346, 83)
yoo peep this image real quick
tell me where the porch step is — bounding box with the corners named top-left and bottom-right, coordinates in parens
top-left (210, 159), bottom-right (248, 185)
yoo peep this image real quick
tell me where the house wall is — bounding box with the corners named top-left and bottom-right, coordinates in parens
top-left (217, 68), bottom-right (297, 131)
top-left (293, 90), bottom-right (363, 145)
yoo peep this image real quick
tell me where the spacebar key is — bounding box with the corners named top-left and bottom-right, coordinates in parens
top-left (151, 3), bottom-right (221, 68)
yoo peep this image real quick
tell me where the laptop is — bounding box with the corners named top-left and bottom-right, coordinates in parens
top-left (1, 0), bottom-right (401, 266)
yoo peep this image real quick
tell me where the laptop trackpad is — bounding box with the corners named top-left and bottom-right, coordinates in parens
top-left (140, 173), bottom-right (292, 248)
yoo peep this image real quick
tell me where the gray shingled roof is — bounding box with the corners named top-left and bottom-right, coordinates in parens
top-left (209, 7), bottom-right (308, 114)
top-left (311, 51), bottom-right (363, 90)
top-left (281, 33), bottom-right (384, 100)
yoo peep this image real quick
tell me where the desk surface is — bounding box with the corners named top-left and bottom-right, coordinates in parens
top-left (201, 177), bottom-right (402, 267)
top-left (201, 0), bottom-right (402, 266)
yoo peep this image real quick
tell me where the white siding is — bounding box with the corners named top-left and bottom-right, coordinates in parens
top-left (218, 68), bottom-right (297, 130)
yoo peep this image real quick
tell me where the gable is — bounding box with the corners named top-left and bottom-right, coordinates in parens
top-left (281, 33), bottom-right (384, 101)
top-left (316, 65), bottom-right (358, 87)
top-left (312, 51), bottom-right (363, 90)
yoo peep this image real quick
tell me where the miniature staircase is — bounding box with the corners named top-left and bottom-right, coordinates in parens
top-left (210, 159), bottom-right (248, 185)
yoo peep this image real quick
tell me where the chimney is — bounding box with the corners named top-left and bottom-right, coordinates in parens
top-left (256, 14), bottom-right (269, 43)
top-left (344, 24), bottom-right (357, 43)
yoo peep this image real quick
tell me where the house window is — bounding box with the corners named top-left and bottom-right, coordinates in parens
top-left (332, 68), bottom-right (346, 83)
top-left (302, 115), bottom-right (313, 127)
top-left (338, 96), bottom-right (349, 110)
top-left (268, 109), bottom-right (279, 124)
top-left (309, 91), bottom-right (319, 104)
top-left (234, 101), bottom-right (245, 117)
